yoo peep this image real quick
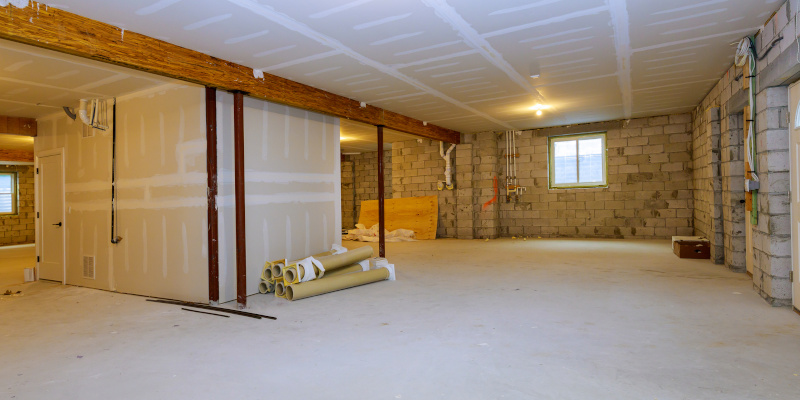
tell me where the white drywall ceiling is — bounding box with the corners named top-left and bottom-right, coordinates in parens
top-left (22, 1), bottom-right (781, 133)
top-left (0, 134), bottom-right (34, 151)
top-left (0, 39), bottom-right (176, 119)
top-left (340, 119), bottom-right (417, 153)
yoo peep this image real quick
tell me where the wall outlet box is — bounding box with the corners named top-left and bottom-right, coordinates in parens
top-left (745, 179), bottom-right (759, 192)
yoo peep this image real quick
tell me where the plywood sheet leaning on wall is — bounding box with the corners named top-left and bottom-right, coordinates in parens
top-left (358, 196), bottom-right (438, 240)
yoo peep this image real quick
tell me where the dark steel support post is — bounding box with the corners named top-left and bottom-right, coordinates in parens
top-left (377, 125), bottom-right (386, 258)
top-left (233, 91), bottom-right (247, 309)
top-left (205, 87), bottom-right (219, 305)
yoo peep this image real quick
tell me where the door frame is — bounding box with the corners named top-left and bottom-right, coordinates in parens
top-left (788, 81), bottom-right (800, 312)
top-left (36, 148), bottom-right (66, 284)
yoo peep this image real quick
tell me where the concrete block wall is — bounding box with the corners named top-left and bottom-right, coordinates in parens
top-left (340, 158), bottom-right (355, 229)
top-left (753, 87), bottom-right (791, 305)
top-left (691, 0), bottom-right (795, 305)
top-left (392, 140), bottom-right (458, 238)
top-left (341, 151), bottom-right (391, 229)
top-left (721, 113), bottom-right (746, 272)
top-left (494, 115), bottom-right (693, 238)
top-left (383, 114), bottom-right (693, 239)
top-left (0, 165), bottom-right (35, 246)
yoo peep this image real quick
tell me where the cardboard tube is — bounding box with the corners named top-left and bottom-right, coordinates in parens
top-left (284, 265), bottom-right (299, 284)
top-left (262, 262), bottom-right (273, 281)
top-left (258, 280), bottom-right (274, 294)
top-left (285, 267), bottom-right (389, 301)
top-left (312, 250), bottom-right (334, 258)
top-left (275, 280), bottom-right (286, 298)
top-left (315, 246), bottom-right (373, 275)
top-left (271, 259), bottom-right (286, 278)
top-left (286, 263), bottom-right (321, 284)
top-left (321, 263), bottom-right (364, 278)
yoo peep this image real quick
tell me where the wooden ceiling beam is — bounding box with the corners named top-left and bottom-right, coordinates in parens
top-left (0, 2), bottom-right (460, 144)
top-left (0, 115), bottom-right (37, 137)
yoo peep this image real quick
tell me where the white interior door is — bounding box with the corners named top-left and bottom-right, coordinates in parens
top-left (38, 153), bottom-right (64, 282)
top-left (788, 82), bottom-right (800, 310)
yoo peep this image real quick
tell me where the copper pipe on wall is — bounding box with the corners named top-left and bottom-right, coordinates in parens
top-left (233, 91), bottom-right (247, 309)
top-left (205, 87), bottom-right (219, 305)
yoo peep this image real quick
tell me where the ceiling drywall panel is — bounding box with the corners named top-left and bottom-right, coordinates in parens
top-left (31, 0), bottom-right (781, 134)
top-left (0, 39), bottom-right (176, 118)
top-left (0, 134), bottom-right (34, 151)
top-left (340, 119), bottom-right (418, 153)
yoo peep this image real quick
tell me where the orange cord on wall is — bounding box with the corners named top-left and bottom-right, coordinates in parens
top-left (481, 176), bottom-right (498, 211)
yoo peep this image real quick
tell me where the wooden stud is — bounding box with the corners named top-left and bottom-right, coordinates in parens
top-left (0, 2), bottom-right (459, 143)
top-left (0, 115), bottom-right (37, 136)
top-left (0, 149), bottom-right (34, 162)
top-left (744, 106), bottom-right (752, 212)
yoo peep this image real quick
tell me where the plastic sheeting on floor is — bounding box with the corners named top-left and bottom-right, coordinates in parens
top-left (343, 224), bottom-right (417, 242)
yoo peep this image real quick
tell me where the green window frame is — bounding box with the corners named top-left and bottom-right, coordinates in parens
top-left (548, 132), bottom-right (607, 189)
top-left (0, 171), bottom-right (18, 215)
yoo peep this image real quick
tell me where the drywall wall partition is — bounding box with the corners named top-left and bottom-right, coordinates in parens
top-left (36, 84), bottom-right (210, 302)
top-left (216, 92), bottom-right (341, 303)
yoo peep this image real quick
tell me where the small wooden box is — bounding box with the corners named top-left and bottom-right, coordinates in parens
top-left (673, 240), bottom-right (710, 259)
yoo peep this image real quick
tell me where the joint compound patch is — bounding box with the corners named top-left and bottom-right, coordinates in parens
top-left (253, 69), bottom-right (264, 79)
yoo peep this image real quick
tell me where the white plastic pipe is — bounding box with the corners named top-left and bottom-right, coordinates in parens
top-left (77, 98), bottom-right (109, 131)
top-left (77, 99), bottom-right (92, 126)
top-left (439, 141), bottom-right (456, 189)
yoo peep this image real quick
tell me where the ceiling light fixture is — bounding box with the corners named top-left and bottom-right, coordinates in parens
top-left (536, 110), bottom-right (543, 116)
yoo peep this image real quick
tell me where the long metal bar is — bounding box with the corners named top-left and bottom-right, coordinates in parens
top-left (181, 307), bottom-right (230, 318)
top-left (146, 298), bottom-right (276, 320)
top-left (110, 99), bottom-right (122, 244)
top-left (205, 87), bottom-right (219, 304)
top-left (377, 125), bottom-right (386, 258)
top-left (233, 91), bottom-right (247, 309)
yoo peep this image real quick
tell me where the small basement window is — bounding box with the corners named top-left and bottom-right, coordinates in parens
top-left (548, 132), bottom-right (607, 189)
top-left (0, 172), bottom-right (18, 215)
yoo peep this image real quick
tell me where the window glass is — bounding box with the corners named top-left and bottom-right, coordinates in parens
top-left (0, 173), bottom-right (14, 213)
top-left (553, 140), bottom-right (577, 184)
top-left (548, 133), bottom-right (606, 189)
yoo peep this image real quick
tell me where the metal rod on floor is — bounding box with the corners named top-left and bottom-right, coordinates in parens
top-left (233, 91), bottom-right (247, 309)
top-left (181, 307), bottom-right (230, 318)
top-left (377, 125), bottom-right (386, 258)
top-left (205, 87), bottom-right (220, 305)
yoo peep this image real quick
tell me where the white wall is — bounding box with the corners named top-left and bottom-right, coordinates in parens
top-left (216, 92), bottom-right (341, 303)
top-left (36, 84), bottom-right (341, 303)
top-left (35, 84), bottom-right (210, 302)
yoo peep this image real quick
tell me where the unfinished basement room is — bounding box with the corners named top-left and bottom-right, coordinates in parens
top-left (2, 0), bottom-right (800, 398)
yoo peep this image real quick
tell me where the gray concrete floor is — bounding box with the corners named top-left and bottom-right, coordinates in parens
top-left (0, 244), bottom-right (34, 290)
top-left (2, 238), bottom-right (800, 399)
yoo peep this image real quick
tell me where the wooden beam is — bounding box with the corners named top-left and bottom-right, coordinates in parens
top-left (0, 2), bottom-right (460, 144)
top-left (0, 115), bottom-right (37, 137)
top-left (0, 149), bottom-right (34, 162)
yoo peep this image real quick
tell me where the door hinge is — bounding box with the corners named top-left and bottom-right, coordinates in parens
top-left (36, 168), bottom-right (39, 174)
top-left (792, 271), bottom-right (794, 282)
top-left (36, 212), bottom-right (39, 218)
top-left (37, 256), bottom-right (40, 262)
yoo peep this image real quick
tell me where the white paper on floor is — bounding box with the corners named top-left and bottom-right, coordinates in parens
top-left (343, 224), bottom-right (417, 242)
